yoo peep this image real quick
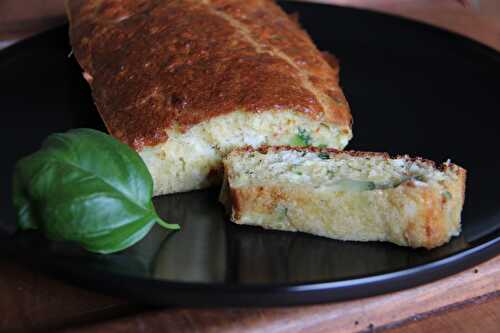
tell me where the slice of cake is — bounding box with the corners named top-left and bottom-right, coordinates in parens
top-left (221, 146), bottom-right (466, 249)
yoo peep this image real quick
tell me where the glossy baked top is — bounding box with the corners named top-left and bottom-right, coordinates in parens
top-left (67, 0), bottom-right (352, 149)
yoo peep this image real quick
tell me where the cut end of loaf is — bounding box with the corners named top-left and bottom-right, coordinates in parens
top-left (221, 146), bottom-right (466, 249)
top-left (140, 111), bottom-right (352, 196)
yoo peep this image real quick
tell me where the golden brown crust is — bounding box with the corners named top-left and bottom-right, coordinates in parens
top-left (229, 187), bottom-right (243, 220)
top-left (67, 0), bottom-right (351, 149)
top-left (227, 179), bottom-right (463, 249)
top-left (230, 145), bottom-right (465, 174)
top-left (321, 52), bottom-right (340, 81)
top-left (457, 167), bottom-right (467, 208)
top-left (399, 185), bottom-right (446, 248)
top-left (226, 180), bottom-right (459, 249)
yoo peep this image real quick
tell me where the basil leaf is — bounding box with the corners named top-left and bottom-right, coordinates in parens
top-left (290, 128), bottom-right (312, 147)
top-left (12, 128), bottom-right (179, 254)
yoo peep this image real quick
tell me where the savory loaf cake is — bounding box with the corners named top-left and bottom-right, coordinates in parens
top-left (66, 0), bottom-right (352, 195)
top-left (220, 146), bottom-right (466, 249)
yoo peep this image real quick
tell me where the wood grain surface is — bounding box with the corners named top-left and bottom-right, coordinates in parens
top-left (1, 1), bottom-right (500, 51)
top-left (0, 256), bottom-right (134, 333)
top-left (1, 253), bottom-right (497, 333)
top-left (386, 294), bottom-right (500, 333)
top-left (46, 256), bottom-right (497, 333)
top-left (0, 1), bottom-right (499, 332)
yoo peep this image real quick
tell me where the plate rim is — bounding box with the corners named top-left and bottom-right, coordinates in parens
top-left (40, 235), bottom-right (498, 306)
top-left (2, 1), bottom-right (500, 306)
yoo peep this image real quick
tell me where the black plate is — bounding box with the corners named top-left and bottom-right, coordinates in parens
top-left (1, 2), bottom-right (499, 306)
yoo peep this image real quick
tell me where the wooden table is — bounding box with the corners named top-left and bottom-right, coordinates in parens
top-left (1, 1), bottom-right (499, 332)
top-left (1, 253), bottom-right (499, 332)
